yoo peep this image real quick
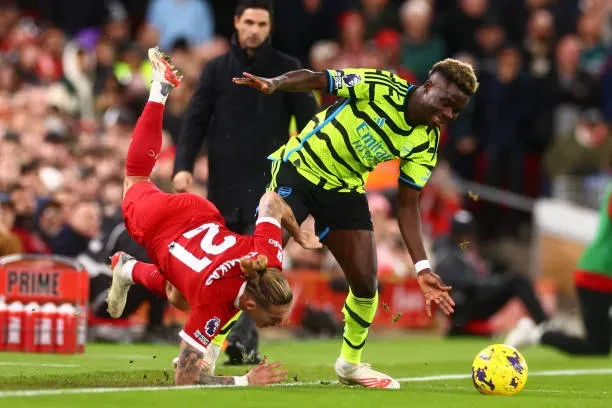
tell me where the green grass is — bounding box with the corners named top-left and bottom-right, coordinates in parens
top-left (1, 336), bottom-right (611, 407)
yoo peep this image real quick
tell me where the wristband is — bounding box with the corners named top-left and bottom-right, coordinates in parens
top-left (414, 260), bottom-right (431, 274)
top-left (233, 375), bottom-right (249, 386)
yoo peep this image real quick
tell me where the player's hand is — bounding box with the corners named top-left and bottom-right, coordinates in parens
top-left (294, 228), bottom-right (323, 250)
top-left (416, 270), bottom-right (455, 317)
top-left (245, 358), bottom-right (288, 386)
top-left (173, 171), bottom-right (193, 193)
top-left (232, 72), bottom-right (277, 94)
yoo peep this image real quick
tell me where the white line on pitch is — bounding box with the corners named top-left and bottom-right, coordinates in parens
top-left (0, 362), bottom-right (79, 368)
top-left (0, 367), bottom-right (611, 398)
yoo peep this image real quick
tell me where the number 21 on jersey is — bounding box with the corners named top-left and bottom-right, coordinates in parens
top-left (169, 223), bottom-right (236, 272)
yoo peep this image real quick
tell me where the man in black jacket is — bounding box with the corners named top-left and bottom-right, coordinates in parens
top-left (172, 0), bottom-right (317, 365)
top-left (434, 210), bottom-right (549, 336)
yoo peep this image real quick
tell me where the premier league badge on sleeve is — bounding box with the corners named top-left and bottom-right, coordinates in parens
top-left (205, 317), bottom-right (221, 337)
top-left (343, 73), bottom-right (362, 87)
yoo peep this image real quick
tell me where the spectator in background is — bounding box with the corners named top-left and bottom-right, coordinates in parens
top-left (36, 199), bottom-right (64, 249)
top-left (146, 0), bottom-right (215, 51)
top-left (473, 16), bottom-right (506, 76)
top-left (9, 183), bottom-right (50, 254)
top-left (535, 34), bottom-right (600, 151)
top-left (399, 0), bottom-right (446, 84)
top-left (333, 9), bottom-right (372, 68)
top-left (523, 9), bottom-right (556, 79)
top-left (442, 0), bottom-right (491, 57)
top-left (435, 210), bottom-right (549, 336)
top-left (577, 13), bottom-right (608, 78)
top-left (478, 45), bottom-right (533, 194)
top-left (445, 53), bottom-right (479, 180)
top-left (172, 0), bottom-right (318, 365)
top-left (545, 108), bottom-right (611, 180)
top-left (359, 0), bottom-right (401, 40)
top-left (272, 0), bottom-right (349, 67)
top-left (51, 200), bottom-right (101, 257)
top-left (0, 200), bottom-right (22, 256)
top-left (374, 29), bottom-right (417, 83)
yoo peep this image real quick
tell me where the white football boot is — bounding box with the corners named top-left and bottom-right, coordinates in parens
top-left (106, 251), bottom-right (136, 318)
top-left (504, 317), bottom-right (542, 349)
top-left (335, 356), bottom-right (400, 389)
top-left (148, 46), bottom-right (183, 88)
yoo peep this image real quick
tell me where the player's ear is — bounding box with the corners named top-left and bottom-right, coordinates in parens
top-left (243, 295), bottom-right (257, 311)
top-left (423, 79), bottom-right (433, 93)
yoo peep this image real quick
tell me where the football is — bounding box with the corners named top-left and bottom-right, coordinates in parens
top-left (471, 344), bottom-right (528, 396)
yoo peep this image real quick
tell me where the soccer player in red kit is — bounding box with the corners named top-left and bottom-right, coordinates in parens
top-left (106, 47), bottom-right (321, 387)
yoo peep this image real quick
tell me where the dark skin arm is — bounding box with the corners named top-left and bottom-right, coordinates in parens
top-left (233, 70), bottom-right (328, 94)
top-left (396, 184), bottom-right (455, 317)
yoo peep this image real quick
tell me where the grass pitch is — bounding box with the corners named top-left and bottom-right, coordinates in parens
top-left (0, 336), bottom-right (611, 407)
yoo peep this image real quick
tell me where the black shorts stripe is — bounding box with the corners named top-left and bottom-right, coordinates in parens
top-left (343, 336), bottom-right (366, 349)
top-left (316, 131), bottom-right (364, 183)
top-left (343, 303), bottom-right (372, 328)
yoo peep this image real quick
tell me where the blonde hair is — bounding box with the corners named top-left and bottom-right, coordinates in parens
top-left (429, 58), bottom-right (479, 96)
top-left (240, 255), bottom-right (292, 308)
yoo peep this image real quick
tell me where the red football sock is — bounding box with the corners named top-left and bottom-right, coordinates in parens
top-left (131, 261), bottom-right (167, 299)
top-left (125, 101), bottom-right (165, 177)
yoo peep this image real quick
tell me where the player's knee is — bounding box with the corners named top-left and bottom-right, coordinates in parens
top-left (349, 277), bottom-right (378, 299)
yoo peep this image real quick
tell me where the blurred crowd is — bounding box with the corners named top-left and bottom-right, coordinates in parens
top-left (0, 0), bottom-right (611, 287)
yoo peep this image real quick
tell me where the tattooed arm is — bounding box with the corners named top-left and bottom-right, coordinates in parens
top-left (174, 340), bottom-right (239, 386)
top-left (257, 192), bottom-right (322, 250)
top-left (174, 340), bottom-right (289, 386)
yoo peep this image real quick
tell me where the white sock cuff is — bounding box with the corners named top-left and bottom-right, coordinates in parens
top-left (148, 81), bottom-right (169, 104)
top-left (121, 260), bottom-right (137, 283)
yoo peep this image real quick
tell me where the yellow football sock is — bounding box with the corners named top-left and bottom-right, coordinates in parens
top-left (340, 289), bottom-right (378, 364)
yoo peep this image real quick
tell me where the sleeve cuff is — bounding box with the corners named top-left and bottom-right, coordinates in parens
top-left (256, 216), bottom-right (281, 228)
top-left (179, 330), bottom-right (208, 354)
top-left (326, 70), bottom-right (334, 94)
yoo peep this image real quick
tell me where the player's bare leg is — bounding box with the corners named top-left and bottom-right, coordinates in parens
top-left (325, 229), bottom-right (400, 389)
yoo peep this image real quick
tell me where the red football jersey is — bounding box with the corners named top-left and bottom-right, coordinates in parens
top-left (163, 216), bottom-right (283, 353)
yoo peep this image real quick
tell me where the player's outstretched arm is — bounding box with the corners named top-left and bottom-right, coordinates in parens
top-left (175, 340), bottom-right (288, 386)
top-left (396, 184), bottom-right (455, 317)
top-left (232, 70), bottom-right (328, 94)
top-left (258, 192), bottom-right (322, 250)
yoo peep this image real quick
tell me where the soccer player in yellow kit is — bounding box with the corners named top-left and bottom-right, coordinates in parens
top-left (228, 59), bottom-right (478, 388)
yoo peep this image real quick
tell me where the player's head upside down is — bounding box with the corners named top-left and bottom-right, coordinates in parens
top-left (240, 254), bottom-right (293, 328)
